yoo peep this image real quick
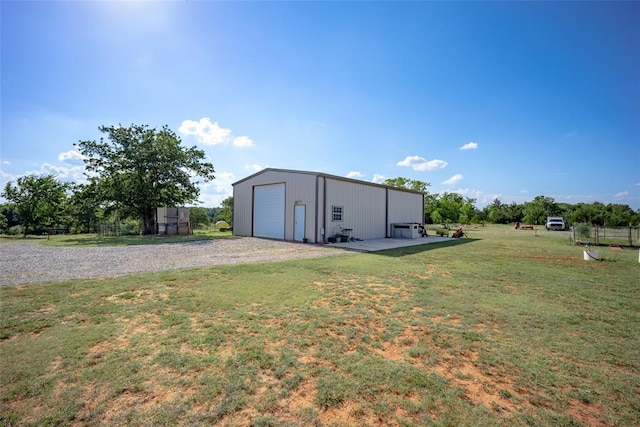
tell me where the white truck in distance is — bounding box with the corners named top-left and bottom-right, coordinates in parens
top-left (545, 217), bottom-right (566, 231)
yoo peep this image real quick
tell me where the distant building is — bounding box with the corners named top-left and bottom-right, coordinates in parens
top-left (232, 168), bottom-right (424, 243)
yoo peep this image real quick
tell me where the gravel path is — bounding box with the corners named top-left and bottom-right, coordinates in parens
top-left (0, 238), bottom-right (347, 287)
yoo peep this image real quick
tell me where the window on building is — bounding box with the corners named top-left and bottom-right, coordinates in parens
top-left (332, 205), bottom-right (343, 222)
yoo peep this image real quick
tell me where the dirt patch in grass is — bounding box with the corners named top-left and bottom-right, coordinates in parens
top-left (566, 398), bottom-right (607, 427)
top-left (321, 283), bottom-right (524, 416)
top-left (306, 278), bottom-right (526, 419)
top-left (432, 351), bottom-right (519, 412)
top-left (515, 254), bottom-right (580, 264)
top-left (103, 289), bottom-right (155, 303)
top-left (413, 264), bottom-right (437, 280)
top-left (368, 337), bottom-right (407, 362)
top-left (361, 318), bottom-right (521, 413)
top-left (431, 315), bottom-right (461, 326)
top-left (287, 378), bottom-right (316, 412)
top-left (322, 400), bottom-right (380, 426)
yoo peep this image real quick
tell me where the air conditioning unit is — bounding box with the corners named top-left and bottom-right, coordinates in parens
top-left (392, 223), bottom-right (420, 239)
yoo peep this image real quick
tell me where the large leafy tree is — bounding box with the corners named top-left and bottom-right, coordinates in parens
top-left (604, 203), bottom-right (636, 226)
top-left (217, 196), bottom-right (234, 225)
top-left (66, 182), bottom-right (105, 233)
top-left (76, 124), bottom-right (216, 235)
top-left (383, 177), bottom-right (430, 193)
top-left (437, 192), bottom-right (467, 224)
top-left (0, 210), bottom-right (7, 231)
top-left (459, 197), bottom-right (477, 224)
top-left (2, 174), bottom-right (68, 237)
top-left (522, 195), bottom-right (560, 225)
top-left (482, 199), bottom-right (524, 224)
top-left (485, 199), bottom-right (508, 224)
top-left (189, 206), bottom-right (210, 229)
top-left (0, 204), bottom-right (18, 230)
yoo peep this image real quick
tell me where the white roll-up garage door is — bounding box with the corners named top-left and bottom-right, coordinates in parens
top-left (253, 183), bottom-right (285, 239)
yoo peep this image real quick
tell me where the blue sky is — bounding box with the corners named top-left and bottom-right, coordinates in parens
top-left (2, 1), bottom-right (639, 209)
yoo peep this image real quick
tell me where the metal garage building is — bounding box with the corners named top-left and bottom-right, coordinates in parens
top-left (232, 168), bottom-right (425, 243)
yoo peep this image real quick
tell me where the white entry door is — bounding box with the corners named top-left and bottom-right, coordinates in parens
top-left (294, 204), bottom-right (305, 241)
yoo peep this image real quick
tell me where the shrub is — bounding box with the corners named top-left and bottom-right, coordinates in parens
top-left (119, 219), bottom-right (141, 235)
top-left (5, 225), bottom-right (23, 236)
top-left (576, 223), bottom-right (591, 239)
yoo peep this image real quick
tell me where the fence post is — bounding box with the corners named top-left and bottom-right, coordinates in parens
top-left (572, 224), bottom-right (576, 244)
top-left (629, 226), bottom-right (633, 247)
top-left (595, 226), bottom-right (599, 245)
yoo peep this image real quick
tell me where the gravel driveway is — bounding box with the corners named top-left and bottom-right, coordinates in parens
top-left (0, 238), bottom-right (346, 287)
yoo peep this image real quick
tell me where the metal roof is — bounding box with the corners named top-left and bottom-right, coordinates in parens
top-left (232, 168), bottom-right (425, 195)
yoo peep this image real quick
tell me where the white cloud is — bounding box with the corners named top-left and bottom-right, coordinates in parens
top-left (24, 163), bottom-right (87, 183)
top-left (233, 136), bottom-right (254, 147)
top-left (245, 163), bottom-right (265, 172)
top-left (614, 191), bottom-right (629, 198)
top-left (0, 163), bottom-right (90, 193)
top-left (0, 168), bottom-right (17, 180)
top-left (460, 142), bottom-right (478, 150)
top-left (179, 118), bottom-right (255, 148)
top-left (520, 189), bottom-right (529, 194)
top-left (199, 172), bottom-right (234, 193)
top-left (197, 171), bottom-right (236, 207)
top-left (179, 118), bottom-right (231, 145)
top-left (442, 174), bottom-right (463, 185)
top-left (1, 160), bottom-right (10, 165)
top-left (178, 117), bottom-right (233, 146)
top-left (396, 155), bottom-right (447, 171)
top-left (346, 171), bottom-right (365, 179)
top-left (371, 174), bottom-right (386, 184)
top-left (214, 171), bottom-right (236, 188)
top-left (635, 182), bottom-right (640, 187)
top-left (58, 149), bottom-right (86, 164)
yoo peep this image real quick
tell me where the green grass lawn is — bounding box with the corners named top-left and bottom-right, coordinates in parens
top-left (1, 226), bottom-right (638, 426)
top-left (0, 229), bottom-right (233, 247)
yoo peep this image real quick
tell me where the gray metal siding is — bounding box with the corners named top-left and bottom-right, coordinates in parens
top-left (281, 173), bottom-right (317, 241)
top-left (387, 189), bottom-right (424, 235)
top-left (316, 176), bottom-right (326, 242)
top-left (232, 180), bottom-right (253, 237)
top-left (233, 170), bottom-right (317, 241)
top-left (325, 178), bottom-right (387, 240)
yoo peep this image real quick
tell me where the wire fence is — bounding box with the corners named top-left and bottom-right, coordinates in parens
top-left (572, 224), bottom-right (640, 247)
top-left (96, 223), bottom-right (121, 236)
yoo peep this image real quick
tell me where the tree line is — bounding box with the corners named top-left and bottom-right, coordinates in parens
top-left (384, 178), bottom-right (640, 227)
top-left (428, 194), bottom-right (639, 227)
top-left (2, 124), bottom-right (638, 237)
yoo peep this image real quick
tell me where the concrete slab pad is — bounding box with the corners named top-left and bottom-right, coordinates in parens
top-left (327, 236), bottom-right (455, 252)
